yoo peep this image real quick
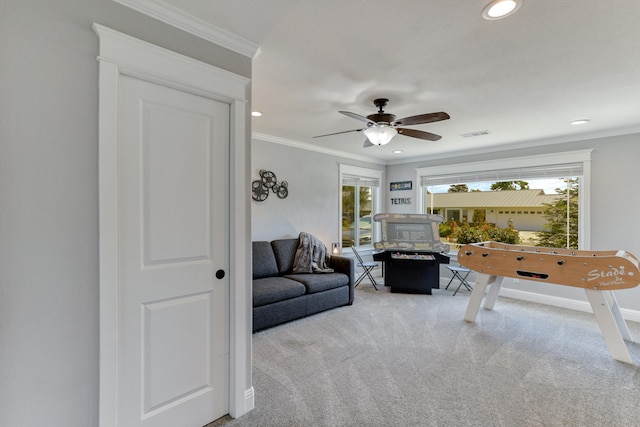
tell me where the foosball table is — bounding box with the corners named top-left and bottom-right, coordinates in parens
top-left (458, 241), bottom-right (640, 364)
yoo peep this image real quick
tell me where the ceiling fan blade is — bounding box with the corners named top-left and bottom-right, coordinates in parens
top-left (397, 128), bottom-right (442, 141)
top-left (339, 111), bottom-right (377, 126)
top-left (312, 128), bottom-right (364, 138)
top-left (363, 138), bottom-right (374, 148)
top-left (392, 112), bottom-right (450, 127)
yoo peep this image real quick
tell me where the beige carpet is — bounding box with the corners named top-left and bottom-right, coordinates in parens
top-left (209, 278), bottom-right (640, 426)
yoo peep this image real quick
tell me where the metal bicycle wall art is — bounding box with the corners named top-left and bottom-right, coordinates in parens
top-left (252, 169), bottom-right (289, 202)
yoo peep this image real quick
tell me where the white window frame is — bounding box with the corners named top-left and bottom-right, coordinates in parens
top-left (339, 164), bottom-right (383, 249)
top-left (415, 150), bottom-right (592, 249)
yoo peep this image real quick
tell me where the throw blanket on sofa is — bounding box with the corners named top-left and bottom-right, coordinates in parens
top-left (292, 232), bottom-right (334, 273)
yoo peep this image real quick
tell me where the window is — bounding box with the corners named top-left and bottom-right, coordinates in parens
top-left (340, 165), bottom-right (382, 249)
top-left (416, 150), bottom-right (592, 250)
top-left (446, 209), bottom-right (461, 222)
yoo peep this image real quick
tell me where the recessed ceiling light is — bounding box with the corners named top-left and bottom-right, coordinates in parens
top-left (482, 0), bottom-right (523, 20)
top-left (251, 111), bottom-right (262, 117)
top-left (392, 150), bottom-right (403, 154)
top-left (571, 119), bottom-right (590, 125)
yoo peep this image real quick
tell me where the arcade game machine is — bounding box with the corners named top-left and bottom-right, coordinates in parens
top-left (373, 213), bottom-right (450, 294)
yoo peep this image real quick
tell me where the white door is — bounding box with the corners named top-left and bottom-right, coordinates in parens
top-left (117, 75), bottom-right (229, 426)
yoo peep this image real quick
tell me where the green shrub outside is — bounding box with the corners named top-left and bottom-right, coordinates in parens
top-left (438, 222), bottom-right (452, 238)
top-left (486, 225), bottom-right (520, 244)
top-left (454, 223), bottom-right (485, 244)
top-left (449, 221), bottom-right (520, 245)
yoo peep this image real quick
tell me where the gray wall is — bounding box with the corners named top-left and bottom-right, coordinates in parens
top-left (251, 138), bottom-right (384, 246)
top-left (253, 134), bottom-right (640, 313)
top-left (0, 2), bottom-right (251, 426)
top-left (385, 133), bottom-right (640, 311)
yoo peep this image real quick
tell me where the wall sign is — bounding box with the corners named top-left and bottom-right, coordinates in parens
top-left (390, 181), bottom-right (412, 191)
top-left (391, 197), bottom-right (412, 205)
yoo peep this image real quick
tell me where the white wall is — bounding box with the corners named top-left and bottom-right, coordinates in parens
top-left (251, 138), bottom-right (384, 246)
top-left (0, 2), bottom-right (251, 426)
top-left (386, 167), bottom-right (421, 214)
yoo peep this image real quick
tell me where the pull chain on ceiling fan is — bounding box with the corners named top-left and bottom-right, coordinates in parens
top-left (313, 98), bottom-right (450, 147)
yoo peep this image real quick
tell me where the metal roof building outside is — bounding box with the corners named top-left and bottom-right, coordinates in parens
top-left (429, 189), bottom-right (561, 208)
top-left (427, 189), bottom-right (564, 231)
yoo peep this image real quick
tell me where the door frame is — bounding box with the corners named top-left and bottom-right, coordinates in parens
top-left (93, 24), bottom-right (253, 425)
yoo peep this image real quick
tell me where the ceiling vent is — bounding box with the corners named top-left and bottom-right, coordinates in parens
top-left (461, 130), bottom-right (492, 138)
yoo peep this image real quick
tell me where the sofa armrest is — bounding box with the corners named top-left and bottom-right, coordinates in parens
top-left (329, 255), bottom-right (355, 304)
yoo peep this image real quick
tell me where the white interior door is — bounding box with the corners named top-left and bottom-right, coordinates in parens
top-left (117, 75), bottom-right (229, 426)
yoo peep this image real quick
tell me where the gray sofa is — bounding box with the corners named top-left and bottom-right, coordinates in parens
top-left (252, 238), bottom-right (355, 332)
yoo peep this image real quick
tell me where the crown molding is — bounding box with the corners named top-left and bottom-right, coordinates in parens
top-left (386, 126), bottom-right (640, 166)
top-left (252, 132), bottom-right (385, 165)
top-left (113, 0), bottom-right (261, 59)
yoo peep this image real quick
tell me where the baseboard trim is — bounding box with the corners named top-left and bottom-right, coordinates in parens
top-left (492, 287), bottom-right (640, 324)
top-left (438, 277), bottom-right (640, 323)
top-left (244, 386), bottom-right (255, 413)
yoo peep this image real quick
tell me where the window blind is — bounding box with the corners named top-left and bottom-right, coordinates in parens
top-left (420, 163), bottom-right (583, 187)
top-left (342, 175), bottom-right (380, 188)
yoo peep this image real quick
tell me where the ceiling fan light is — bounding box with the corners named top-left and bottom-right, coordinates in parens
top-left (482, 0), bottom-right (522, 20)
top-left (363, 126), bottom-right (397, 145)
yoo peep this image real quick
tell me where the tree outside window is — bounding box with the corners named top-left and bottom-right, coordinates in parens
top-left (340, 165), bottom-right (382, 250)
top-left (342, 185), bottom-right (373, 248)
top-left (536, 178), bottom-right (579, 249)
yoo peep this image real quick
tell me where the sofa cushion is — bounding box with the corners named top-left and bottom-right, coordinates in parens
top-left (253, 277), bottom-right (306, 307)
top-left (284, 272), bottom-right (349, 294)
top-left (271, 238), bottom-right (299, 275)
top-left (252, 241), bottom-right (279, 279)
top-left (253, 297), bottom-right (307, 332)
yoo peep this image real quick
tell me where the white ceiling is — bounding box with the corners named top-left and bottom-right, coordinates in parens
top-left (160, 0), bottom-right (640, 163)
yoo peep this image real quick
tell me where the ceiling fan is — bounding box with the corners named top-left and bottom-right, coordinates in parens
top-left (313, 98), bottom-right (450, 147)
